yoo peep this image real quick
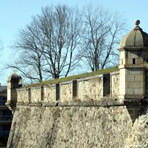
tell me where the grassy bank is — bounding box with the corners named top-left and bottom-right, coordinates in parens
top-left (26, 66), bottom-right (118, 88)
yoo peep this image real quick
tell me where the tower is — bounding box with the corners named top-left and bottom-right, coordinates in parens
top-left (6, 73), bottom-right (22, 113)
top-left (119, 20), bottom-right (148, 100)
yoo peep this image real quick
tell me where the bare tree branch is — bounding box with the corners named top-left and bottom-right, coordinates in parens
top-left (80, 6), bottom-right (126, 71)
top-left (8, 5), bottom-right (81, 82)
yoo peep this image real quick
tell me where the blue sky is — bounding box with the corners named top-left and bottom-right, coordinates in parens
top-left (0, 0), bottom-right (148, 84)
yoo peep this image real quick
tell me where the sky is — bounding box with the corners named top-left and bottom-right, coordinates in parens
top-left (0, 0), bottom-right (148, 85)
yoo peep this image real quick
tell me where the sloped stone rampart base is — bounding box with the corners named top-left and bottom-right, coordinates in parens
top-left (7, 106), bottom-right (134, 148)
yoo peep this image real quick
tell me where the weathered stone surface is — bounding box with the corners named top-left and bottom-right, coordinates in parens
top-left (17, 88), bottom-right (28, 103)
top-left (44, 85), bottom-right (56, 103)
top-left (31, 87), bottom-right (42, 103)
top-left (125, 113), bottom-right (148, 147)
top-left (111, 72), bottom-right (119, 99)
top-left (60, 82), bottom-right (72, 102)
top-left (120, 68), bottom-right (145, 98)
top-left (16, 73), bottom-right (121, 105)
top-left (7, 106), bottom-right (132, 148)
top-left (77, 76), bottom-right (103, 101)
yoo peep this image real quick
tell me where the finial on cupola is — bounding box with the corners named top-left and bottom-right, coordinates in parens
top-left (134, 20), bottom-right (141, 30)
top-left (135, 20), bottom-right (140, 26)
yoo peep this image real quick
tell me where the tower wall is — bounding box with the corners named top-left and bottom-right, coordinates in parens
top-left (125, 69), bottom-right (145, 98)
top-left (119, 68), bottom-right (145, 99)
top-left (119, 68), bottom-right (126, 98)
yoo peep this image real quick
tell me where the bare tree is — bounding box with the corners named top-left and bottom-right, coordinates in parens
top-left (8, 19), bottom-right (46, 82)
top-left (81, 6), bottom-right (125, 71)
top-left (8, 5), bottom-right (126, 82)
top-left (8, 5), bottom-right (81, 82)
top-left (40, 6), bottom-right (81, 78)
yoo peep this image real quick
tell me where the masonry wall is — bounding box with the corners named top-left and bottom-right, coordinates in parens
top-left (17, 72), bottom-right (121, 106)
top-left (7, 105), bottom-right (148, 148)
top-left (127, 69), bottom-right (144, 97)
top-left (125, 113), bottom-right (148, 147)
top-left (7, 71), bottom-right (148, 148)
top-left (7, 106), bottom-right (134, 148)
top-left (119, 68), bottom-right (145, 99)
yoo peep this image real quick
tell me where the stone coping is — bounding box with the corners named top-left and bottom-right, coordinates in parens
top-left (17, 100), bottom-right (124, 108)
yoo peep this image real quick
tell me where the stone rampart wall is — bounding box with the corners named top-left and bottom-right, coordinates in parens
top-left (7, 71), bottom-right (148, 148)
top-left (7, 106), bottom-right (133, 148)
top-left (17, 71), bottom-right (121, 106)
top-left (7, 104), bottom-right (148, 148)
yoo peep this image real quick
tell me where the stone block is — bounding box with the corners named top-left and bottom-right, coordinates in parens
top-left (126, 88), bottom-right (134, 95)
top-left (120, 69), bottom-right (126, 75)
top-left (133, 88), bottom-right (143, 95)
top-left (126, 75), bottom-right (135, 82)
top-left (128, 70), bottom-right (143, 75)
top-left (134, 75), bottom-right (144, 81)
top-left (120, 50), bottom-right (125, 58)
top-left (127, 58), bottom-right (132, 64)
top-left (137, 58), bottom-right (143, 64)
top-left (127, 82), bottom-right (144, 89)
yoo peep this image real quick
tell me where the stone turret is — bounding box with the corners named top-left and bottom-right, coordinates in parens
top-left (6, 73), bottom-right (22, 113)
top-left (119, 20), bottom-right (148, 100)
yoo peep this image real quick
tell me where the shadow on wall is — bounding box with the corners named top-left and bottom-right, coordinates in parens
top-left (125, 99), bottom-right (148, 123)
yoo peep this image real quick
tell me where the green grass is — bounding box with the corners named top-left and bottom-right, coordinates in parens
top-left (26, 66), bottom-right (119, 88)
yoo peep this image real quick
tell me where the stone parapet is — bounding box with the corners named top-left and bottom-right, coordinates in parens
top-left (16, 72), bottom-right (121, 106)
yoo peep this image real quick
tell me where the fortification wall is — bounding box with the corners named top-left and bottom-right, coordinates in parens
top-left (7, 106), bottom-right (133, 148)
top-left (17, 71), bottom-right (121, 106)
top-left (125, 113), bottom-right (148, 147)
top-left (7, 70), bottom-right (148, 148)
top-left (7, 105), bottom-right (148, 148)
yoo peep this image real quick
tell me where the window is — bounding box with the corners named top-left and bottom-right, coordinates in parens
top-left (133, 58), bottom-right (136, 64)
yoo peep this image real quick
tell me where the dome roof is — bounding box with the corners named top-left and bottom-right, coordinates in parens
top-left (8, 73), bottom-right (22, 83)
top-left (120, 20), bottom-right (148, 49)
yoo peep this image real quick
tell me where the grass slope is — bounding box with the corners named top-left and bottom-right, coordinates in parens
top-left (26, 67), bottom-right (119, 88)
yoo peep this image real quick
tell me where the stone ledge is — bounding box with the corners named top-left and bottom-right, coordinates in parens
top-left (16, 100), bottom-right (124, 108)
top-left (124, 94), bottom-right (145, 99)
top-left (42, 102), bottom-right (58, 107)
top-left (15, 98), bottom-right (148, 108)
